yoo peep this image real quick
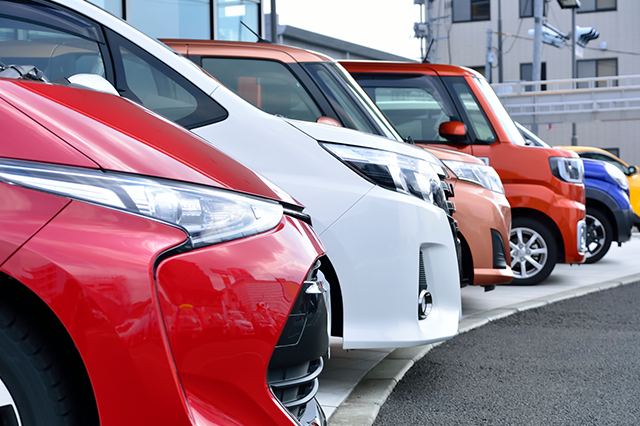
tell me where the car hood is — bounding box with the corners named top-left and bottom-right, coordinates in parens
top-left (0, 79), bottom-right (300, 206)
top-left (418, 145), bottom-right (485, 165)
top-left (284, 118), bottom-right (442, 164)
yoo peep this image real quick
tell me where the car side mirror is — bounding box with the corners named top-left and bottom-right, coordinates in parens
top-left (439, 121), bottom-right (467, 143)
top-left (316, 116), bottom-right (342, 127)
top-left (629, 165), bottom-right (638, 175)
top-left (68, 74), bottom-right (120, 96)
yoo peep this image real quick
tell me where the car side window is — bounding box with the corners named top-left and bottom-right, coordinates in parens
top-left (104, 29), bottom-right (227, 129)
top-left (304, 64), bottom-right (377, 134)
top-left (447, 80), bottom-right (497, 144)
top-left (200, 57), bottom-right (322, 123)
top-left (0, 0), bottom-right (105, 81)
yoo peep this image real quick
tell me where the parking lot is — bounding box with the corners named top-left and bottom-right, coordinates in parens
top-left (320, 231), bottom-right (640, 425)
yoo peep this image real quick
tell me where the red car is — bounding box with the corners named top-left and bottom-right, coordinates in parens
top-left (0, 74), bottom-right (329, 426)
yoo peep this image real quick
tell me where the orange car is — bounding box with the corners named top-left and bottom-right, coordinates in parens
top-left (162, 39), bottom-right (513, 289)
top-left (342, 61), bottom-right (586, 285)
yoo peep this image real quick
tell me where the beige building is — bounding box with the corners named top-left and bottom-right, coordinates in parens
top-left (424, 0), bottom-right (640, 166)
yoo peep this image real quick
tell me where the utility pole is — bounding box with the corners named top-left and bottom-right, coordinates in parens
top-left (486, 28), bottom-right (492, 83)
top-left (531, 0), bottom-right (543, 134)
top-left (497, 0), bottom-right (503, 83)
top-left (426, 0), bottom-right (433, 62)
top-left (270, 0), bottom-right (278, 43)
top-left (571, 8), bottom-right (578, 145)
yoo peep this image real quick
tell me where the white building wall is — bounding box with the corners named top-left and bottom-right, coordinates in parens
top-left (430, 0), bottom-right (640, 166)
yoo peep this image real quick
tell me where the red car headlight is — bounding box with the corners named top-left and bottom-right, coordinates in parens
top-left (0, 158), bottom-right (283, 248)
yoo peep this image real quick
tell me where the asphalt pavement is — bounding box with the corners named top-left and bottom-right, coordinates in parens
top-left (372, 281), bottom-right (640, 425)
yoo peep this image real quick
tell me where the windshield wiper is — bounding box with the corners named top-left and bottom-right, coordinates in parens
top-left (0, 64), bottom-right (49, 82)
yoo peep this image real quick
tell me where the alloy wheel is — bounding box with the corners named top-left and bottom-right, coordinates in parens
top-left (510, 227), bottom-right (549, 280)
top-left (585, 213), bottom-right (606, 260)
top-left (0, 375), bottom-right (21, 426)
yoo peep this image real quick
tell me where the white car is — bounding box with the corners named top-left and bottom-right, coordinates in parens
top-left (0, 0), bottom-right (461, 349)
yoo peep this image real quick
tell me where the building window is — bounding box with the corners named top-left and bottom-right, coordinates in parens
top-left (577, 0), bottom-right (616, 13)
top-left (217, 0), bottom-right (261, 41)
top-left (88, 0), bottom-right (123, 18)
top-left (468, 66), bottom-right (486, 78)
top-left (131, 0), bottom-right (210, 39)
top-left (87, 0), bottom-right (263, 41)
top-left (577, 58), bottom-right (617, 88)
top-left (520, 62), bottom-right (547, 91)
top-left (452, 0), bottom-right (490, 23)
top-left (519, 0), bottom-right (547, 18)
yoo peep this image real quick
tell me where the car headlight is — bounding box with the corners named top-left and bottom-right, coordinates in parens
top-left (442, 160), bottom-right (504, 194)
top-left (0, 159), bottom-right (283, 248)
top-left (549, 157), bottom-right (584, 184)
top-left (321, 143), bottom-right (448, 211)
top-left (603, 162), bottom-right (629, 191)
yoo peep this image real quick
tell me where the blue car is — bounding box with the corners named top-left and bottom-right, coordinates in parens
top-left (581, 158), bottom-right (634, 262)
top-left (516, 122), bottom-right (633, 263)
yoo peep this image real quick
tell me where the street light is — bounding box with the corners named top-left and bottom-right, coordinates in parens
top-left (557, 0), bottom-right (581, 8)
top-left (557, 0), bottom-right (581, 146)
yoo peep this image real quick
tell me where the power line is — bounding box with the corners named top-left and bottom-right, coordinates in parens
top-left (496, 31), bottom-right (640, 57)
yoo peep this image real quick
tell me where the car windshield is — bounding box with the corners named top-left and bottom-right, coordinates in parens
top-left (516, 122), bottom-right (551, 148)
top-left (578, 152), bottom-right (630, 175)
top-left (474, 77), bottom-right (529, 146)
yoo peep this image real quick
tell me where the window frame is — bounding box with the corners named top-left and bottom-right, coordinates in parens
top-left (519, 0), bottom-right (547, 18)
top-left (577, 0), bottom-right (617, 14)
top-left (576, 58), bottom-right (618, 88)
top-left (452, 0), bottom-right (491, 23)
top-left (519, 62), bottom-right (547, 91)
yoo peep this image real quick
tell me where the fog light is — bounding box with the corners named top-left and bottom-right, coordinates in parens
top-left (418, 289), bottom-right (432, 320)
top-left (577, 219), bottom-right (587, 253)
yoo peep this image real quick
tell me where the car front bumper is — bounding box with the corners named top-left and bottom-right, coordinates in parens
top-left (319, 185), bottom-right (461, 350)
top-left (450, 179), bottom-right (513, 287)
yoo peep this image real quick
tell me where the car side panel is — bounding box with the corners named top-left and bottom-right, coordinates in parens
top-left (0, 185), bottom-right (70, 265)
top-left (1, 201), bottom-right (192, 425)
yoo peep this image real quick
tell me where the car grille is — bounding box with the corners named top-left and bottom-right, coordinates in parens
top-left (267, 357), bottom-right (323, 418)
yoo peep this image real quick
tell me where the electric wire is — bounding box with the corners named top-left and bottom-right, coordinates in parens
top-left (497, 31), bottom-right (640, 57)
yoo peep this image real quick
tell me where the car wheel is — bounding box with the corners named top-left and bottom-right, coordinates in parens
top-left (584, 207), bottom-right (613, 264)
top-left (510, 217), bottom-right (558, 285)
top-left (0, 301), bottom-right (80, 426)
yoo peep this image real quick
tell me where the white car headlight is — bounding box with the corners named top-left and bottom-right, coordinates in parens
top-left (0, 159), bottom-right (283, 248)
top-left (321, 143), bottom-right (447, 211)
top-left (442, 160), bottom-right (504, 194)
top-left (549, 157), bottom-right (584, 184)
top-left (604, 162), bottom-right (629, 191)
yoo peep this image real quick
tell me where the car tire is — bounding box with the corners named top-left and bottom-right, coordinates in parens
top-left (0, 300), bottom-right (80, 426)
top-left (584, 207), bottom-right (613, 264)
top-left (510, 217), bottom-right (558, 285)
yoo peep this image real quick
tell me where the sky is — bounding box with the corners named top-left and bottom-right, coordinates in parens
top-left (265, 0), bottom-right (424, 61)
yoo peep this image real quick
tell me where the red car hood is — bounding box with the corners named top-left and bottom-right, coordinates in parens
top-left (0, 78), bottom-right (299, 206)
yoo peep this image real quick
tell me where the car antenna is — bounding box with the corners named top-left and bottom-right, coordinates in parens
top-left (240, 21), bottom-right (272, 44)
top-left (422, 39), bottom-right (435, 63)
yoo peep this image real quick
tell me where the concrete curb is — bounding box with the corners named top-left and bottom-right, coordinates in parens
top-left (327, 272), bottom-right (640, 426)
